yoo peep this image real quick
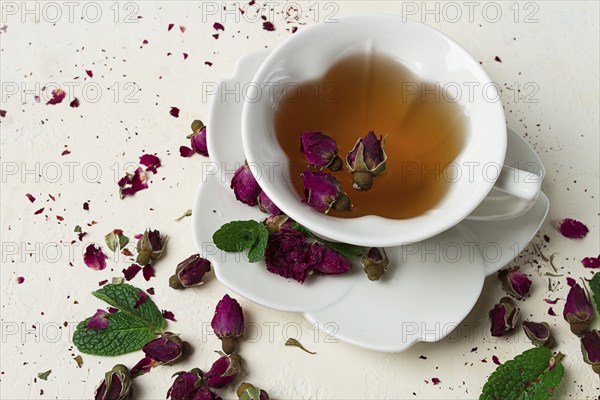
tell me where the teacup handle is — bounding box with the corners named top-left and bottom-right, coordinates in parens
top-left (466, 165), bottom-right (542, 221)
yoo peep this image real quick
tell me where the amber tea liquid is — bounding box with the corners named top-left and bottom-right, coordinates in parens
top-left (273, 52), bottom-right (468, 219)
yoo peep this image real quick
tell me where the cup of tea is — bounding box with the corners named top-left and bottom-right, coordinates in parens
top-left (241, 14), bottom-right (541, 247)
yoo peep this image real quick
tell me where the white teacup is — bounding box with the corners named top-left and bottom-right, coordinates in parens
top-left (241, 14), bottom-right (541, 247)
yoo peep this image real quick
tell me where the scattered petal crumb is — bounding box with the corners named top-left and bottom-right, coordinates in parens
top-left (142, 265), bottom-right (155, 281)
top-left (543, 298), bottom-right (560, 304)
top-left (98, 280), bottom-right (108, 286)
top-left (263, 21), bottom-right (275, 31)
top-left (212, 33), bottom-right (219, 39)
top-left (581, 255), bottom-right (600, 268)
top-left (418, 355), bottom-right (427, 359)
top-left (142, 39), bottom-right (149, 45)
top-left (548, 307), bottom-right (557, 316)
top-left (83, 201), bottom-right (89, 211)
top-left (147, 287), bottom-right (155, 295)
top-left (179, 25), bottom-right (186, 33)
top-left (46, 89), bottom-right (66, 105)
top-left (168, 23), bottom-right (174, 31)
top-left (26, 193), bottom-right (36, 203)
top-left (170, 107), bottom-right (180, 118)
top-left (162, 310), bottom-right (176, 321)
top-left (213, 22), bottom-right (225, 31)
top-left (558, 218), bottom-right (589, 239)
top-left (492, 355), bottom-right (501, 365)
top-left (432, 378), bottom-right (441, 385)
top-left (183, 53), bottom-right (188, 60)
top-left (179, 146), bottom-right (194, 157)
top-left (73, 355), bottom-right (83, 368)
top-left (85, 70), bottom-right (93, 78)
top-left (543, 234), bottom-right (550, 242)
top-left (205, 61), bottom-right (213, 66)
top-left (494, 56), bottom-right (502, 62)
top-left (0, 109), bottom-right (6, 117)
top-left (37, 370), bottom-right (51, 380)
top-left (34, 207), bottom-right (44, 215)
top-left (69, 98), bottom-right (80, 108)
top-left (61, 149), bottom-right (71, 156)
top-left (16, 276), bottom-right (24, 284)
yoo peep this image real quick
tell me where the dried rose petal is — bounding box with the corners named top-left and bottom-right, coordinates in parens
top-left (548, 307), bottom-right (557, 316)
top-left (180, 146), bottom-right (195, 157)
top-left (84, 244), bottom-right (107, 271)
top-left (498, 267), bottom-right (532, 299)
top-left (544, 298), bottom-right (560, 304)
top-left (211, 294), bottom-right (244, 354)
top-left (85, 70), bottom-right (93, 78)
top-left (213, 22), bottom-right (225, 31)
top-left (170, 107), bottom-right (180, 118)
top-left (231, 164), bottom-right (261, 206)
top-left (205, 353), bottom-right (242, 389)
top-left (492, 355), bottom-right (501, 365)
top-left (168, 23), bottom-right (174, 31)
top-left (301, 170), bottom-right (352, 213)
top-left (85, 309), bottom-right (109, 330)
top-left (262, 21), bottom-right (275, 31)
top-left (264, 228), bottom-right (311, 283)
top-left (130, 357), bottom-right (157, 378)
top-left (95, 365), bottom-right (134, 400)
top-left (122, 264), bottom-right (142, 281)
top-left (346, 131), bottom-right (387, 191)
top-left (46, 88), bottom-right (66, 105)
top-left (170, 254), bottom-right (211, 289)
top-left (431, 378), bottom-right (441, 385)
top-left (133, 291), bottom-right (147, 309)
top-left (310, 244), bottom-right (352, 275)
top-left (557, 218), bottom-right (589, 239)
top-left (70, 98), bottom-right (80, 108)
top-left (146, 288), bottom-right (155, 295)
top-left (257, 191), bottom-right (281, 215)
top-left (566, 277), bottom-right (576, 287)
top-left (26, 193), bottom-right (35, 203)
top-left (489, 297), bottom-right (519, 337)
top-left (167, 368), bottom-right (203, 400)
top-left (139, 154), bottom-right (161, 174)
top-left (162, 310), bottom-right (176, 321)
top-left (523, 320), bottom-right (554, 347)
top-left (361, 247), bottom-right (389, 281)
top-left (118, 167), bottom-right (148, 198)
top-left (143, 333), bottom-right (183, 365)
top-left (563, 283), bottom-right (593, 335)
top-left (582, 255), bottom-right (600, 269)
top-left (581, 330), bottom-right (600, 374)
top-left (299, 130), bottom-right (342, 170)
top-left (142, 265), bottom-right (155, 281)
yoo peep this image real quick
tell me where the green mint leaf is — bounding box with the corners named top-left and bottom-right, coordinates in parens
top-left (291, 222), bottom-right (365, 259)
top-left (37, 370), bottom-right (51, 380)
top-left (480, 347), bottom-right (564, 400)
top-left (247, 224), bottom-right (269, 263)
top-left (73, 311), bottom-right (158, 356)
top-left (590, 272), bottom-right (600, 317)
top-left (92, 284), bottom-right (165, 331)
top-left (175, 209), bottom-right (192, 221)
top-left (72, 284), bottom-right (165, 356)
top-left (105, 230), bottom-right (129, 252)
top-left (213, 220), bottom-right (262, 252)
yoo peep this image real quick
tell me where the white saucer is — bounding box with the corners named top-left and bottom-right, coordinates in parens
top-left (192, 50), bottom-right (549, 352)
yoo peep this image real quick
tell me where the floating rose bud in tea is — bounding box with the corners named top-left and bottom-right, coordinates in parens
top-left (563, 283), bottom-right (593, 335)
top-left (301, 170), bottom-right (352, 213)
top-left (498, 267), bottom-right (532, 300)
top-left (489, 297), bottom-right (519, 337)
top-left (211, 294), bottom-right (244, 354)
top-left (136, 229), bottom-right (167, 266)
top-left (346, 131), bottom-right (387, 191)
top-left (188, 120), bottom-right (209, 157)
top-left (167, 368), bottom-right (204, 400)
top-left (170, 254), bottom-right (212, 289)
top-left (257, 191), bottom-right (281, 215)
top-left (142, 332), bottom-right (185, 365)
top-left (231, 163), bottom-right (262, 206)
top-left (236, 383), bottom-right (270, 400)
top-left (94, 364), bottom-right (134, 400)
top-left (581, 329), bottom-right (600, 374)
top-left (360, 247), bottom-right (389, 281)
top-left (522, 321), bottom-right (554, 348)
top-left (300, 130), bottom-right (342, 171)
top-left (205, 353), bottom-right (242, 389)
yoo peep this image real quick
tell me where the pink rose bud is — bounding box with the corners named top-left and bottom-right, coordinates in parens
top-left (94, 364), bottom-right (134, 400)
top-left (257, 191), bottom-right (281, 215)
top-left (346, 131), bottom-right (387, 191)
top-left (142, 333), bottom-right (185, 365)
top-left (301, 170), bottom-right (352, 213)
top-left (167, 369), bottom-right (204, 400)
top-left (581, 329), bottom-right (600, 374)
top-left (192, 387), bottom-right (222, 400)
top-left (136, 229), bottom-right (167, 266)
top-left (522, 321), bottom-right (554, 348)
top-left (205, 353), bottom-right (242, 389)
top-left (360, 247), bottom-right (390, 281)
top-left (231, 163), bottom-right (261, 206)
top-left (300, 130), bottom-right (342, 171)
top-left (498, 267), bottom-right (532, 300)
top-left (211, 294), bottom-right (244, 354)
top-left (188, 120), bottom-right (208, 157)
top-left (489, 297), bottom-right (520, 337)
top-left (170, 254), bottom-right (212, 289)
top-left (236, 383), bottom-right (270, 400)
top-left (563, 283), bottom-right (593, 335)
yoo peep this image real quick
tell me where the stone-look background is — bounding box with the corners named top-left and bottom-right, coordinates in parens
top-left (1, 1), bottom-right (598, 398)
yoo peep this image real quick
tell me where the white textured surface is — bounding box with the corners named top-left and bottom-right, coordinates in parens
top-left (1, 1), bottom-right (599, 399)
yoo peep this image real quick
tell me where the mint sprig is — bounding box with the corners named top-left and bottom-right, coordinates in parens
top-left (291, 222), bottom-right (365, 259)
top-left (213, 220), bottom-right (269, 263)
top-left (480, 347), bottom-right (564, 400)
top-left (73, 283), bottom-right (165, 356)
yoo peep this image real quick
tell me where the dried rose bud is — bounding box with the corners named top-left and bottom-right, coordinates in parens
top-left (170, 255), bottom-right (212, 289)
top-left (489, 297), bottom-right (520, 337)
top-left (231, 163), bottom-right (261, 206)
top-left (236, 383), bottom-right (270, 400)
top-left (264, 228), bottom-right (311, 283)
top-left (581, 330), bottom-right (600, 374)
top-left (263, 214), bottom-right (291, 234)
top-left (301, 170), bottom-right (352, 213)
top-left (188, 120), bottom-right (208, 157)
top-left (94, 364), bottom-right (134, 400)
top-left (346, 131), bottom-right (387, 191)
top-left (142, 333), bottom-right (185, 365)
top-left (257, 191), bottom-right (281, 215)
top-left (522, 321), bottom-right (554, 348)
top-left (211, 294), bottom-right (244, 354)
top-left (136, 229), bottom-right (167, 266)
top-left (300, 130), bottom-right (342, 171)
top-left (309, 243), bottom-right (352, 276)
top-left (360, 247), bottom-right (389, 281)
top-left (205, 353), bottom-right (242, 389)
top-left (130, 357), bottom-right (158, 378)
top-left (192, 387), bottom-right (222, 400)
top-left (498, 267), bottom-right (532, 300)
top-left (167, 368), bottom-right (204, 400)
top-left (563, 283), bottom-right (593, 335)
